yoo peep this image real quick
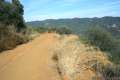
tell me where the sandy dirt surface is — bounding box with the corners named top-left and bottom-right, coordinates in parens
top-left (0, 33), bottom-right (61, 80)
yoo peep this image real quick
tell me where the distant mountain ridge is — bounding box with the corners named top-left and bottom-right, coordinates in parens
top-left (27, 17), bottom-right (120, 38)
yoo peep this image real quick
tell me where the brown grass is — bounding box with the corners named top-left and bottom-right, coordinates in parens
top-left (53, 34), bottom-right (112, 80)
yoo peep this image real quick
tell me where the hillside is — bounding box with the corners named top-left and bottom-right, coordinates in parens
top-left (27, 17), bottom-right (120, 38)
top-left (0, 33), bottom-right (112, 80)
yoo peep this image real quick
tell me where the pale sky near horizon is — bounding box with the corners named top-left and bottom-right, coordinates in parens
top-left (18, 0), bottom-right (120, 21)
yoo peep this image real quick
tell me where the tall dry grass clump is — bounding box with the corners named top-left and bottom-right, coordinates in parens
top-left (53, 35), bottom-right (112, 80)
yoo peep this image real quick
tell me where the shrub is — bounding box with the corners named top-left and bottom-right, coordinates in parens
top-left (34, 27), bottom-right (47, 33)
top-left (85, 26), bottom-right (116, 51)
top-left (0, 24), bottom-right (28, 52)
top-left (57, 27), bottom-right (72, 34)
top-left (33, 27), bottom-right (73, 34)
top-left (84, 26), bottom-right (120, 64)
top-left (47, 27), bottom-right (72, 34)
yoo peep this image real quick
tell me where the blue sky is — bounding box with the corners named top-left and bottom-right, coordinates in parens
top-left (19, 0), bottom-right (120, 21)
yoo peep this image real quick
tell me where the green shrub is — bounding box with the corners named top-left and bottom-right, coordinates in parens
top-left (55, 27), bottom-right (72, 34)
top-left (84, 26), bottom-right (120, 64)
top-left (33, 27), bottom-right (72, 34)
top-left (35, 27), bottom-right (47, 33)
top-left (85, 26), bottom-right (116, 51)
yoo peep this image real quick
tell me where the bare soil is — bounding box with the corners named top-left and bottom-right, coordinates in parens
top-left (0, 33), bottom-right (61, 80)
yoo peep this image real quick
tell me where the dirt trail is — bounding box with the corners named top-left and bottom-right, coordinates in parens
top-left (0, 33), bottom-right (61, 80)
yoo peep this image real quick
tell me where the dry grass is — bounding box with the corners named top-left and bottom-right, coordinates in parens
top-left (53, 34), bottom-right (112, 80)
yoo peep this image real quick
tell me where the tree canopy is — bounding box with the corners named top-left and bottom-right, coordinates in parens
top-left (0, 0), bottom-right (26, 32)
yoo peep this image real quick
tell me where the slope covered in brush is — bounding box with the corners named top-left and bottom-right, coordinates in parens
top-left (27, 17), bottom-right (120, 39)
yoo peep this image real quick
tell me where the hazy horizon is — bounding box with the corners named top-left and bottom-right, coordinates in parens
top-left (19, 0), bottom-right (120, 22)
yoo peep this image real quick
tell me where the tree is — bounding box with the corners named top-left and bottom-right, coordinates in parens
top-left (12, 0), bottom-right (26, 32)
top-left (0, 1), bottom-right (12, 24)
top-left (12, 0), bottom-right (24, 15)
top-left (0, 0), bottom-right (26, 32)
top-left (0, 0), bottom-right (5, 3)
